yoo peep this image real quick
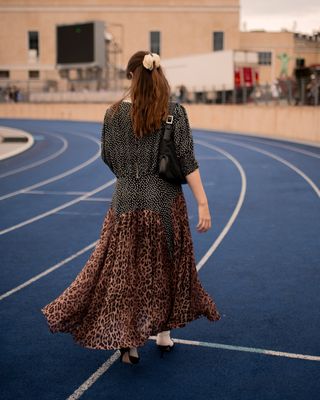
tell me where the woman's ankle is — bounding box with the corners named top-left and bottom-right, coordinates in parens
top-left (156, 330), bottom-right (174, 346)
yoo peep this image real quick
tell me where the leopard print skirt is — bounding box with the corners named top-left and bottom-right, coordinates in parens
top-left (41, 192), bottom-right (221, 350)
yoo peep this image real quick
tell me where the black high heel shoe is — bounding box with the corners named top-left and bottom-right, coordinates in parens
top-left (119, 347), bottom-right (140, 364)
top-left (157, 341), bottom-right (175, 358)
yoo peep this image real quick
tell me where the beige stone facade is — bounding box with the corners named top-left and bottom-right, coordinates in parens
top-left (0, 0), bottom-right (240, 87)
top-left (0, 1), bottom-right (319, 89)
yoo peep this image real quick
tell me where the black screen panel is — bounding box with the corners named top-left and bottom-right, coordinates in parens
top-left (57, 23), bottom-right (94, 64)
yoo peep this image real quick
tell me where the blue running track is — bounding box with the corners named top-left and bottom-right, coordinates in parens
top-left (0, 118), bottom-right (319, 400)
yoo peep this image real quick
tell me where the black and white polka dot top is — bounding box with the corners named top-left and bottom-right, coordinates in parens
top-left (100, 100), bottom-right (199, 256)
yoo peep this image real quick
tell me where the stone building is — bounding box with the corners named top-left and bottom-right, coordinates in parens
top-left (0, 0), bottom-right (319, 91)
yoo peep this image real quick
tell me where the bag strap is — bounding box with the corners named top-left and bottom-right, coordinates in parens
top-left (163, 101), bottom-right (177, 140)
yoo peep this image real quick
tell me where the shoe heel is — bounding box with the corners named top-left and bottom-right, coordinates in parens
top-left (119, 347), bottom-right (140, 364)
top-left (157, 342), bottom-right (175, 358)
top-left (129, 354), bottom-right (140, 364)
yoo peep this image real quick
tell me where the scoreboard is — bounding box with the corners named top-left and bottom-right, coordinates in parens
top-left (56, 21), bottom-right (105, 68)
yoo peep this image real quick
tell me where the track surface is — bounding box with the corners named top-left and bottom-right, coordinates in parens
top-left (0, 118), bottom-right (319, 400)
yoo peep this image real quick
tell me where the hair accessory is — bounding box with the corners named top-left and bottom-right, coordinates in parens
top-left (142, 53), bottom-right (161, 71)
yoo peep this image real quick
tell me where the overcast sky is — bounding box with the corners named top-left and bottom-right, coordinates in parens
top-left (240, 0), bottom-right (320, 35)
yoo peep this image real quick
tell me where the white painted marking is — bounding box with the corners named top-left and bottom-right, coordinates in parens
top-left (56, 211), bottom-right (105, 216)
top-left (197, 156), bottom-right (227, 160)
top-left (65, 351), bottom-right (118, 400)
top-left (0, 132), bottom-right (101, 201)
top-left (196, 127), bottom-right (320, 149)
top-left (23, 190), bottom-right (112, 202)
top-left (0, 132), bottom-right (68, 178)
top-left (0, 178), bottom-right (116, 235)
top-left (25, 190), bottom-right (98, 195)
top-left (194, 140), bottom-right (247, 272)
top-left (148, 336), bottom-right (320, 361)
top-left (0, 241), bottom-right (98, 301)
top-left (234, 136), bottom-right (320, 159)
top-left (0, 126), bottom-right (34, 160)
top-left (83, 198), bottom-right (111, 202)
top-left (208, 137), bottom-right (320, 198)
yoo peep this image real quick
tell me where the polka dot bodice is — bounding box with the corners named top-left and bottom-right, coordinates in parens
top-left (100, 100), bottom-right (199, 256)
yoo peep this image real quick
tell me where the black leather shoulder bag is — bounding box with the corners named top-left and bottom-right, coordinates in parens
top-left (158, 101), bottom-right (188, 185)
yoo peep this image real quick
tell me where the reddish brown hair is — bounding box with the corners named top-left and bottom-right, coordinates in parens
top-left (110, 50), bottom-right (171, 138)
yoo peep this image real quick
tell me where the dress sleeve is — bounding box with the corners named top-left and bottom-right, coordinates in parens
top-left (172, 103), bottom-right (199, 176)
top-left (101, 108), bottom-right (115, 174)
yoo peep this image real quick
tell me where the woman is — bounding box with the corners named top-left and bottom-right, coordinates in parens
top-left (41, 50), bottom-right (221, 365)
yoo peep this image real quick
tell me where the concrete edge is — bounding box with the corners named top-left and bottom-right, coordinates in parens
top-left (194, 126), bottom-right (320, 148)
top-left (0, 127), bottom-right (35, 161)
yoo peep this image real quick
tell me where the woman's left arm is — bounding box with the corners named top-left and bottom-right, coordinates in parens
top-left (101, 109), bottom-right (115, 174)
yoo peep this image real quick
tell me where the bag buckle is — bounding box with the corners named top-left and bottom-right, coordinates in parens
top-left (166, 115), bottom-right (173, 124)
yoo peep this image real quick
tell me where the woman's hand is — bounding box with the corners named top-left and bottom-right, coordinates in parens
top-left (196, 201), bottom-right (212, 233)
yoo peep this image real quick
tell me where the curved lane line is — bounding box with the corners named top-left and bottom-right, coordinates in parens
top-left (0, 178), bottom-right (116, 235)
top-left (0, 241), bottom-right (98, 301)
top-left (0, 132), bottom-right (68, 179)
top-left (238, 136), bottom-right (320, 159)
top-left (198, 132), bottom-right (320, 160)
top-left (205, 137), bottom-right (320, 198)
top-left (195, 128), bottom-right (320, 150)
top-left (0, 132), bottom-right (101, 201)
top-left (0, 143), bottom-right (243, 300)
top-left (149, 337), bottom-right (320, 361)
top-left (194, 140), bottom-right (247, 272)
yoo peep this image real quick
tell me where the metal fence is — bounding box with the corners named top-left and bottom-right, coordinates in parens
top-left (172, 78), bottom-right (320, 106)
top-left (1, 77), bottom-right (319, 106)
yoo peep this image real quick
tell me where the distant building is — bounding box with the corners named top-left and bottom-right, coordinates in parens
top-left (0, 0), bottom-right (319, 91)
top-left (239, 29), bottom-right (320, 84)
top-left (0, 0), bottom-right (240, 90)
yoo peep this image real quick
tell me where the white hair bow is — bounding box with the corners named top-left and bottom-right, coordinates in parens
top-left (142, 53), bottom-right (161, 70)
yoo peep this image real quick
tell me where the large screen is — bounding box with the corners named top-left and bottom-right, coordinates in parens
top-left (57, 23), bottom-right (94, 64)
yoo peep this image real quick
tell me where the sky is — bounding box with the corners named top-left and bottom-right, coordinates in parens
top-left (240, 0), bottom-right (320, 35)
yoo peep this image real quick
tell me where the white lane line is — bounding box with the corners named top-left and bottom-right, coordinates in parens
top-left (0, 241), bottom-right (98, 301)
top-left (207, 137), bottom-right (320, 198)
top-left (194, 140), bottom-right (247, 272)
top-left (197, 156), bottom-right (227, 160)
top-left (195, 128), bottom-right (320, 150)
top-left (0, 132), bottom-right (101, 201)
top-left (231, 136), bottom-right (320, 159)
top-left (148, 337), bottom-right (320, 362)
top-left (0, 178), bottom-right (116, 235)
top-left (62, 142), bottom-right (247, 398)
top-left (21, 190), bottom-right (112, 202)
top-left (24, 190), bottom-right (100, 195)
top-left (66, 351), bottom-right (120, 400)
top-left (56, 211), bottom-right (105, 216)
top-left (83, 198), bottom-right (112, 202)
top-left (0, 132), bottom-right (68, 179)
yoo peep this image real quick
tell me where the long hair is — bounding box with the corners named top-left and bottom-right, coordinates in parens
top-left (110, 50), bottom-right (171, 138)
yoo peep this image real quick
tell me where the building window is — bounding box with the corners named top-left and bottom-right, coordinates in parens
top-left (28, 31), bottom-right (39, 56)
top-left (0, 70), bottom-right (10, 79)
top-left (258, 52), bottom-right (272, 65)
top-left (29, 70), bottom-right (40, 79)
top-left (213, 31), bottom-right (224, 51)
top-left (150, 31), bottom-right (161, 55)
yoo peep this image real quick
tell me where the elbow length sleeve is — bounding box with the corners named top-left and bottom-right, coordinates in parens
top-left (100, 109), bottom-right (115, 174)
top-left (173, 104), bottom-right (199, 176)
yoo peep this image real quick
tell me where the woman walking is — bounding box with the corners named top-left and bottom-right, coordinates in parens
top-left (41, 50), bottom-right (221, 365)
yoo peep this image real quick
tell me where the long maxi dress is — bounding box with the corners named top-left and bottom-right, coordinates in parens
top-left (41, 100), bottom-right (221, 350)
